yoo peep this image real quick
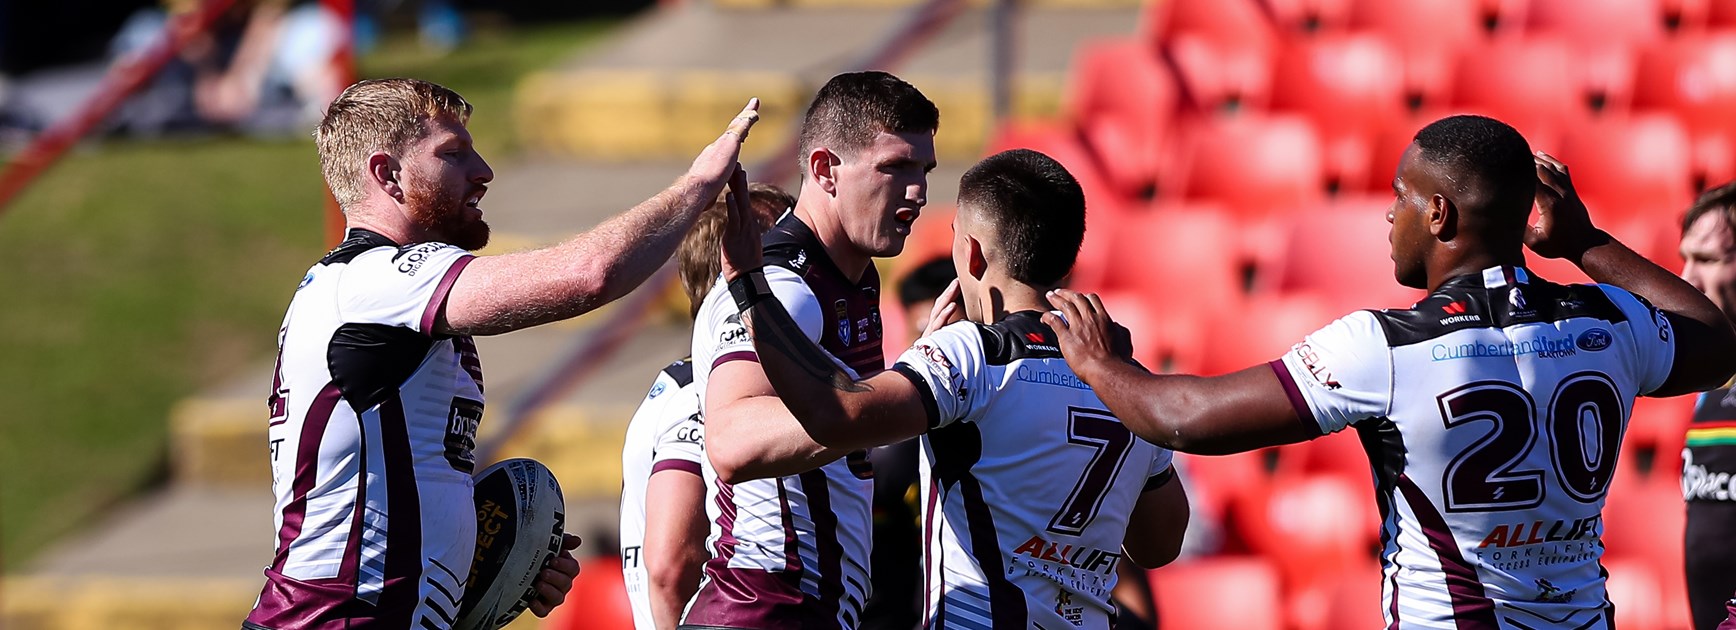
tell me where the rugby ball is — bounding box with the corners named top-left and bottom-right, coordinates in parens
top-left (454, 458), bottom-right (566, 630)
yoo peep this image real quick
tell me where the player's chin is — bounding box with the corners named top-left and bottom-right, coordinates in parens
top-left (873, 231), bottom-right (908, 257)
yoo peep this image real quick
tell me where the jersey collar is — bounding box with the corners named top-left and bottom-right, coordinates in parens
top-left (1478, 265), bottom-right (1532, 290)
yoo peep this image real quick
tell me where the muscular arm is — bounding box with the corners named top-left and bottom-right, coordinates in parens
top-left (736, 278), bottom-right (929, 451)
top-left (437, 176), bottom-right (717, 336)
top-left (642, 469), bottom-right (707, 630)
top-left (1122, 475), bottom-right (1191, 569)
top-left (435, 101), bottom-right (760, 337)
top-left (1531, 153), bottom-right (1736, 395)
top-left (1045, 291), bottom-right (1316, 454)
top-left (703, 363), bottom-right (855, 484)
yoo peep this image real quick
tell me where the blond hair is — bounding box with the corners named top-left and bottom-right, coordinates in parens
top-left (315, 78), bottom-right (473, 210)
top-left (677, 183), bottom-right (796, 318)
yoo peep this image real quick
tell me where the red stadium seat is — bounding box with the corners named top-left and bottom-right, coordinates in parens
top-left (1452, 37), bottom-right (1592, 140)
top-left (1555, 114), bottom-right (1697, 219)
top-left (1349, 0), bottom-right (1484, 110)
top-left (1100, 205), bottom-right (1245, 311)
top-left (1191, 293), bottom-right (1339, 377)
top-left (1627, 394), bottom-right (1697, 477)
top-left (1163, 114), bottom-right (1327, 220)
top-left (543, 555), bottom-right (635, 630)
top-left (1151, 0), bottom-right (1276, 50)
top-left (1635, 35), bottom-right (1736, 185)
top-left (1603, 559), bottom-right (1667, 630)
top-left (1149, 558), bottom-right (1284, 630)
top-left (1096, 290), bottom-right (1205, 373)
top-left (1256, 198), bottom-right (1427, 313)
top-left (1065, 37), bottom-right (1177, 199)
top-left (1164, 35), bottom-right (1276, 113)
top-left (1603, 474), bottom-right (1692, 630)
top-left (1271, 35), bottom-right (1409, 191)
top-left (1713, 0), bottom-right (1736, 26)
top-left (1175, 451), bottom-right (1275, 539)
top-left (1240, 474), bottom-right (1380, 588)
top-left (1264, 0), bottom-right (1354, 34)
top-left (1274, 431), bottom-right (1373, 487)
top-left (1525, 0), bottom-right (1668, 47)
top-left (1289, 556), bottom-right (1386, 630)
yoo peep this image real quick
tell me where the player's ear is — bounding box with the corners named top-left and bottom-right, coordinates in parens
top-left (809, 148), bottom-right (839, 196)
top-left (966, 234), bottom-right (989, 280)
top-left (1428, 193), bottom-right (1456, 240)
top-left (368, 152), bottom-right (404, 204)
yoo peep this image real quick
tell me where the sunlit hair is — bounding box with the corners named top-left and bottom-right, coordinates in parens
top-left (1683, 181), bottom-right (1736, 237)
top-left (797, 71), bottom-right (938, 175)
top-left (315, 78), bottom-right (473, 210)
top-left (677, 183), bottom-right (795, 318)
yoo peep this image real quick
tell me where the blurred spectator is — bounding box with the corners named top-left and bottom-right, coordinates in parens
top-left (1679, 182), bottom-right (1736, 630)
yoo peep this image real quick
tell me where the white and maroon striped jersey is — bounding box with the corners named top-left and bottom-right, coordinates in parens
top-left (686, 214), bottom-right (883, 629)
top-left (619, 358), bottom-right (705, 629)
top-left (1272, 266), bottom-right (1676, 630)
top-left (246, 229), bottom-right (485, 630)
top-left (891, 312), bottom-right (1175, 630)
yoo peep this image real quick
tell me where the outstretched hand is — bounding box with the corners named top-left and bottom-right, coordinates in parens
top-left (718, 164), bottom-right (763, 282)
top-left (528, 533), bottom-right (583, 618)
top-left (1526, 151), bottom-right (1607, 261)
top-left (1042, 289), bottom-right (1132, 379)
top-left (688, 98), bottom-right (761, 202)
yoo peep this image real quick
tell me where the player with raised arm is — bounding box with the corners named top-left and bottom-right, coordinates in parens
top-left (716, 149), bottom-right (1190, 629)
top-left (620, 184), bottom-right (792, 630)
top-left (1046, 115), bottom-right (1736, 629)
top-left (682, 71), bottom-right (938, 630)
top-left (246, 78), bottom-right (758, 629)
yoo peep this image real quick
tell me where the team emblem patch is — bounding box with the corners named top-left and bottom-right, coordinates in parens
top-left (834, 299), bottom-right (851, 344)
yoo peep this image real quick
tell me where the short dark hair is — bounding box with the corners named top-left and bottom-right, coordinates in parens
top-left (797, 71), bottom-right (939, 175)
top-left (957, 149), bottom-right (1086, 286)
top-left (1683, 181), bottom-right (1736, 237)
top-left (1413, 114), bottom-right (1536, 223)
top-left (897, 258), bottom-right (958, 308)
top-left (677, 183), bottom-right (793, 318)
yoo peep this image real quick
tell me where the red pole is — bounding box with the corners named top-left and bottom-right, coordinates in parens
top-left (0, 0), bottom-right (238, 216)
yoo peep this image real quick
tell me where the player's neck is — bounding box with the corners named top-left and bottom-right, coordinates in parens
top-left (792, 199), bottom-right (872, 282)
top-left (975, 275), bottom-right (1050, 322)
top-left (1428, 248), bottom-right (1527, 292)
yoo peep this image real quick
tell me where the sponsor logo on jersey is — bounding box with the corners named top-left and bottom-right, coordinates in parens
top-left (1293, 342), bottom-right (1342, 389)
top-left (1443, 301), bottom-right (1468, 315)
top-left (855, 316), bottom-right (871, 343)
top-left (1683, 450), bottom-right (1736, 502)
top-left (298, 272), bottom-right (314, 290)
top-left (1431, 334), bottom-right (1578, 361)
top-left (445, 397), bottom-right (484, 473)
top-left (1054, 591), bottom-right (1086, 626)
top-left (1026, 332), bottom-right (1046, 343)
top-left (648, 381), bottom-right (667, 399)
top-left (1015, 365), bottom-right (1092, 391)
top-left (1575, 328), bottom-right (1612, 352)
top-left (1476, 515), bottom-right (1602, 549)
top-left (675, 418), bottom-right (704, 444)
top-left (834, 299), bottom-right (851, 344)
top-left (395, 242), bottom-right (445, 276)
top-left (1011, 535), bottom-right (1122, 575)
top-left (716, 313), bottom-right (750, 348)
top-left (1533, 578), bottom-right (1577, 604)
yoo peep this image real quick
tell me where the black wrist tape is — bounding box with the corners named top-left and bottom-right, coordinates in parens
top-left (729, 268), bottom-right (773, 311)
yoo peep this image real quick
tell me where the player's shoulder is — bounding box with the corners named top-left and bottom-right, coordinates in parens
top-left (319, 229), bottom-right (399, 266)
top-left (659, 358), bottom-right (696, 389)
top-left (762, 213), bottom-right (821, 277)
top-left (979, 310), bottom-right (1063, 365)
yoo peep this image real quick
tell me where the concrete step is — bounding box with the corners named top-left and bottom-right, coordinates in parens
top-left (515, 4), bottom-right (1138, 160)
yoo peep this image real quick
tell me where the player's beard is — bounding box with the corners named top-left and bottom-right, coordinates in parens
top-left (405, 178), bottom-right (490, 251)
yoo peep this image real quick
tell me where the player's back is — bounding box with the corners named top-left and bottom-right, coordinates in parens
top-left (899, 312), bottom-right (1173, 629)
top-left (1275, 266), bottom-right (1677, 629)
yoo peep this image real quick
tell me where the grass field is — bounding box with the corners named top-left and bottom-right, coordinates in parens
top-left (0, 19), bottom-right (618, 570)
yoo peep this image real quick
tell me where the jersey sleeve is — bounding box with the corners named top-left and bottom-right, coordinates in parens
top-left (1598, 285), bottom-right (1677, 396)
top-left (698, 266), bottom-right (826, 372)
top-left (650, 382), bottom-right (705, 477)
top-left (1272, 310), bottom-right (1395, 435)
top-left (889, 321), bottom-right (989, 430)
top-left (1144, 443), bottom-right (1177, 491)
top-left (337, 242), bottom-right (474, 335)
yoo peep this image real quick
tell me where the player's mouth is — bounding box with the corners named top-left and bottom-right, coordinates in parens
top-left (464, 187), bottom-right (486, 215)
top-left (893, 208), bottom-right (918, 234)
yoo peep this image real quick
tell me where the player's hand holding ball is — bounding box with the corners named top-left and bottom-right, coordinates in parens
top-left (527, 534), bottom-right (583, 618)
top-left (1527, 151), bottom-right (1609, 261)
